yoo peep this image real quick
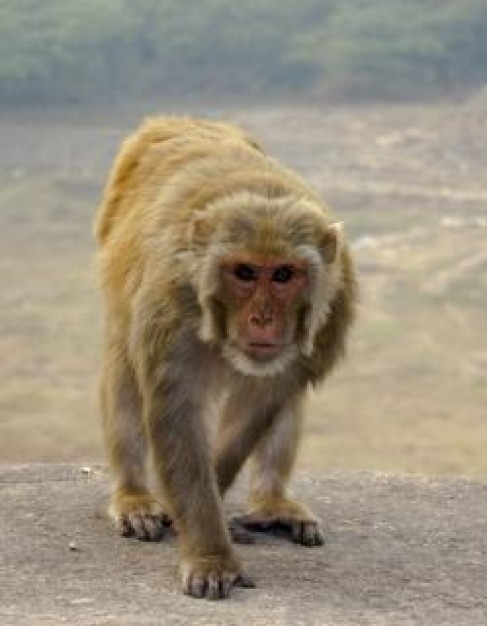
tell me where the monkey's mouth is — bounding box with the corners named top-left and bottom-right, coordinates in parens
top-left (245, 342), bottom-right (282, 361)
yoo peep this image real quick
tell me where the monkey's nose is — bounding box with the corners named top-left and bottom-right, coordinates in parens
top-left (249, 313), bottom-right (273, 328)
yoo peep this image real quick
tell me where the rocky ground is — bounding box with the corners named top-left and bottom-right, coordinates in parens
top-left (1, 464), bottom-right (487, 625)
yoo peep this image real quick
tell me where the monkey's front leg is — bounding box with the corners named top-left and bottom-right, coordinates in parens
top-left (145, 370), bottom-right (254, 599)
top-left (101, 341), bottom-right (170, 542)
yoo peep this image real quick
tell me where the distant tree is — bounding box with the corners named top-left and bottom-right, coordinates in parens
top-left (0, 0), bottom-right (486, 106)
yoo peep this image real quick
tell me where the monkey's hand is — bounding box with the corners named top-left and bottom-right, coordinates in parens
top-left (233, 496), bottom-right (324, 547)
top-left (181, 554), bottom-right (255, 600)
top-left (109, 490), bottom-right (171, 542)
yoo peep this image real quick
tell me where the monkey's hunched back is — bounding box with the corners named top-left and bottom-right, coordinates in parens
top-left (95, 116), bottom-right (322, 244)
top-left (94, 115), bottom-right (356, 600)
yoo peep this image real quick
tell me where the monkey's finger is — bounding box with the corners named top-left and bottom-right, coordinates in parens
top-left (143, 514), bottom-right (167, 541)
top-left (127, 514), bottom-right (149, 540)
top-left (220, 570), bottom-right (254, 598)
top-left (120, 517), bottom-right (134, 537)
top-left (220, 574), bottom-right (233, 599)
top-left (182, 566), bottom-right (254, 599)
top-left (306, 522), bottom-right (325, 546)
top-left (161, 512), bottom-right (173, 528)
top-left (123, 513), bottom-right (166, 541)
top-left (183, 572), bottom-right (207, 599)
top-left (206, 572), bottom-right (223, 600)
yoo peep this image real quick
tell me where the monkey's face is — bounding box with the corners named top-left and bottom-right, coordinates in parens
top-left (217, 255), bottom-right (309, 375)
top-left (193, 200), bottom-right (344, 377)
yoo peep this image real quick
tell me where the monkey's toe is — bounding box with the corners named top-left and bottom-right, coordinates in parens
top-left (182, 559), bottom-right (255, 600)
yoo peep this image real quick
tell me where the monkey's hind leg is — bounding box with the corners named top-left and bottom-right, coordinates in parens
top-left (101, 345), bottom-right (170, 541)
top-left (235, 401), bottom-right (324, 547)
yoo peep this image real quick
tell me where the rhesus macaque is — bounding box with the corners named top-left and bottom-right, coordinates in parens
top-left (94, 116), bottom-right (356, 600)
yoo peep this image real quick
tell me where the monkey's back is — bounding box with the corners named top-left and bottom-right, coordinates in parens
top-left (95, 116), bottom-right (324, 246)
top-left (95, 117), bottom-right (257, 242)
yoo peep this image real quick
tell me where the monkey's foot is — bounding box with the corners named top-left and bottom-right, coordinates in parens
top-left (109, 491), bottom-right (171, 542)
top-left (233, 497), bottom-right (324, 547)
top-left (181, 555), bottom-right (255, 600)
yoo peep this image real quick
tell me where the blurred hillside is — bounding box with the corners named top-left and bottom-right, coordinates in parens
top-left (0, 96), bottom-right (486, 473)
top-left (1, 0), bottom-right (487, 106)
top-left (1, 0), bottom-right (486, 474)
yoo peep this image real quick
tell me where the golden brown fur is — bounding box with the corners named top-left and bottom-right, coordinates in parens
top-left (95, 116), bottom-right (357, 599)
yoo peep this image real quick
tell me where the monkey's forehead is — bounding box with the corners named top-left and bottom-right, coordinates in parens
top-left (220, 253), bottom-right (309, 269)
top-left (207, 197), bottom-right (329, 240)
top-left (228, 220), bottom-right (330, 260)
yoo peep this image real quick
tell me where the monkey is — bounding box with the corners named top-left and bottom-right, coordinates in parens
top-left (94, 116), bottom-right (356, 600)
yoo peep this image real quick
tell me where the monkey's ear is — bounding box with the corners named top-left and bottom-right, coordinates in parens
top-left (319, 221), bottom-right (344, 263)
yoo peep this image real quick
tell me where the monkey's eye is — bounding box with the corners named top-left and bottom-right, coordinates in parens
top-left (272, 265), bottom-right (294, 283)
top-left (233, 263), bottom-right (257, 282)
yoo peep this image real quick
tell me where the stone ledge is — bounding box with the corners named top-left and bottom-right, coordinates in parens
top-left (1, 464), bottom-right (486, 625)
